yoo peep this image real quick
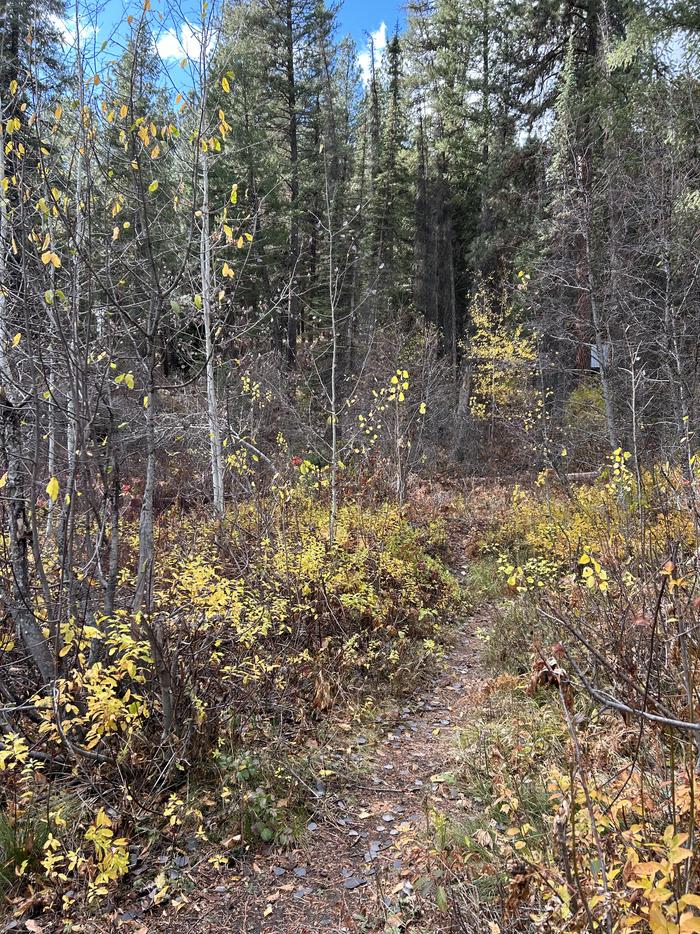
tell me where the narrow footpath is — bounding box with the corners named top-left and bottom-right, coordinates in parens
top-left (108, 614), bottom-right (490, 934)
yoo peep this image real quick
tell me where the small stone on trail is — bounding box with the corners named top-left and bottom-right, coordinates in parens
top-left (343, 876), bottom-right (367, 890)
top-left (293, 886), bottom-right (314, 899)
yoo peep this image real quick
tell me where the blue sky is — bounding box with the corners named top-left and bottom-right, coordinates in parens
top-left (151, 0), bottom-right (403, 88)
top-left (341, 0), bottom-right (404, 84)
top-left (55, 0), bottom-right (404, 90)
top-left (340, 0), bottom-right (403, 46)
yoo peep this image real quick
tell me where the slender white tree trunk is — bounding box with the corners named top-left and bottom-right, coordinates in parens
top-left (66, 0), bottom-right (86, 485)
top-left (0, 88), bottom-right (10, 392)
top-left (197, 26), bottom-right (225, 519)
top-left (328, 216), bottom-right (338, 546)
top-left (133, 361), bottom-right (156, 613)
top-left (200, 146), bottom-right (225, 517)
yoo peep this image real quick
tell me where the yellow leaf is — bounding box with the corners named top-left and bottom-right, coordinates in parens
top-left (46, 477), bottom-right (59, 503)
top-left (230, 183), bottom-right (238, 205)
top-left (12, 332), bottom-right (21, 347)
top-left (669, 847), bottom-right (694, 865)
top-left (649, 904), bottom-right (677, 934)
top-left (0, 472), bottom-right (7, 488)
top-left (148, 180), bottom-right (159, 193)
top-left (119, 104), bottom-right (128, 118)
top-left (649, 887), bottom-right (675, 904)
top-left (221, 76), bottom-right (230, 93)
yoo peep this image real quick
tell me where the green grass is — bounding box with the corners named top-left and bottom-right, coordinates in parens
top-left (462, 556), bottom-right (506, 608)
top-left (0, 805), bottom-right (49, 892)
top-left (478, 597), bottom-right (556, 675)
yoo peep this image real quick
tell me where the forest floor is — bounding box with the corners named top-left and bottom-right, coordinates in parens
top-left (37, 472), bottom-right (698, 934)
top-left (57, 482), bottom-right (509, 934)
top-left (96, 621), bottom-right (489, 934)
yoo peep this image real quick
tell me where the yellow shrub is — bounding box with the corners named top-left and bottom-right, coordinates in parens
top-left (0, 484), bottom-right (462, 904)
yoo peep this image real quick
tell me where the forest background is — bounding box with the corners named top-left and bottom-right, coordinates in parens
top-left (1, 0), bottom-right (700, 930)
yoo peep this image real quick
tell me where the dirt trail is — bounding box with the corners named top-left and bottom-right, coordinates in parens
top-left (107, 617), bottom-right (488, 934)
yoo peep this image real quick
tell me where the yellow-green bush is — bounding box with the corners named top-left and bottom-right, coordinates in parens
top-left (454, 455), bottom-right (700, 932)
top-left (0, 485), bottom-right (461, 905)
top-left (491, 453), bottom-right (697, 579)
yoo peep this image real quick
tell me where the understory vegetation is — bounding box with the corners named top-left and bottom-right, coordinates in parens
top-left (1, 0), bottom-right (699, 928)
top-left (0, 482), bottom-right (461, 910)
top-left (430, 465), bottom-right (700, 933)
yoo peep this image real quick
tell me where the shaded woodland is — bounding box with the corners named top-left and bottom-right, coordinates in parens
top-left (1, 0), bottom-right (700, 930)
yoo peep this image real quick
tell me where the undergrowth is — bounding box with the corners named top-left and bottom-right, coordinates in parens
top-left (0, 484), bottom-right (463, 913)
top-left (432, 456), bottom-right (700, 933)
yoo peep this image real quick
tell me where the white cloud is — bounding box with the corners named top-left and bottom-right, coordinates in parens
top-left (157, 22), bottom-right (213, 62)
top-left (358, 22), bottom-right (387, 86)
top-left (49, 13), bottom-right (98, 47)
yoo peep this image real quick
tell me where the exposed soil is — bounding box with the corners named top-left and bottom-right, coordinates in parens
top-left (84, 615), bottom-right (489, 934)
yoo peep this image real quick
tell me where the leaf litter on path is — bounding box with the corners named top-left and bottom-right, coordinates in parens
top-left (106, 618), bottom-right (489, 934)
